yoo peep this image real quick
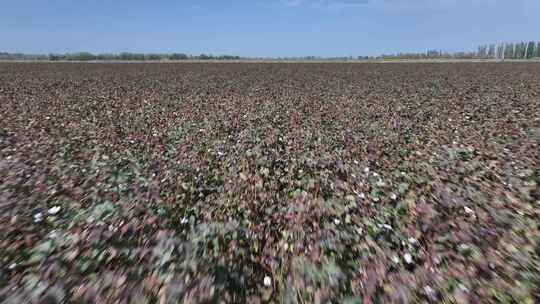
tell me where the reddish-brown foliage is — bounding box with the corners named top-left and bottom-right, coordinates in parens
top-left (0, 62), bottom-right (539, 303)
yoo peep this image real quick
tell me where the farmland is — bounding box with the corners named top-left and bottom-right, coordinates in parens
top-left (0, 62), bottom-right (539, 303)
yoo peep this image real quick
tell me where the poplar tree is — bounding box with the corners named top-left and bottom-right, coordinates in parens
top-left (504, 43), bottom-right (514, 59)
top-left (526, 41), bottom-right (536, 58)
top-left (487, 44), bottom-right (496, 58)
top-left (477, 45), bottom-right (487, 58)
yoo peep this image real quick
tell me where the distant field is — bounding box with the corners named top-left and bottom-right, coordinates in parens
top-left (1, 62), bottom-right (539, 303)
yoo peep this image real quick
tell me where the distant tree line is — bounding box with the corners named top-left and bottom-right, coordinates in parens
top-left (0, 52), bottom-right (48, 60)
top-left (376, 50), bottom-right (478, 60)
top-left (1, 41), bottom-right (539, 61)
top-left (476, 41), bottom-right (540, 59)
top-left (0, 52), bottom-right (241, 61)
top-left (47, 52), bottom-right (241, 61)
top-left (375, 41), bottom-right (540, 60)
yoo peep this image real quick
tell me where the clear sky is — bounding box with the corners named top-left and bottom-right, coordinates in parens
top-left (1, 0), bottom-right (538, 57)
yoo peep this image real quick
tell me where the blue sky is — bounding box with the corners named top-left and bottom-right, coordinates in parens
top-left (1, 0), bottom-right (538, 57)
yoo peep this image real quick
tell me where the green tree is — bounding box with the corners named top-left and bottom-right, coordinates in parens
top-left (145, 53), bottom-right (162, 60)
top-left (526, 41), bottom-right (536, 58)
top-left (198, 54), bottom-right (213, 60)
top-left (519, 42), bottom-right (527, 58)
top-left (514, 42), bottom-right (523, 59)
top-left (169, 53), bottom-right (189, 60)
top-left (477, 45), bottom-right (487, 58)
top-left (48, 53), bottom-right (65, 61)
top-left (487, 44), bottom-right (496, 58)
top-left (96, 53), bottom-right (115, 60)
top-left (496, 43), bottom-right (504, 59)
top-left (504, 43), bottom-right (514, 59)
top-left (66, 52), bottom-right (96, 61)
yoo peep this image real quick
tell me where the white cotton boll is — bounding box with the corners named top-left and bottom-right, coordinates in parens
top-left (263, 276), bottom-right (272, 287)
top-left (382, 224), bottom-right (392, 230)
top-left (403, 253), bottom-right (413, 264)
top-left (180, 217), bottom-right (189, 224)
top-left (34, 212), bottom-right (43, 223)
top-left (424, 286), bottom-right (435, 295)
top-left (334, 218), bottom-right (341, 225)
top-left (48, 206), bottom-right (61, 215)
top-left (390, 193), bottom-right (398, 200)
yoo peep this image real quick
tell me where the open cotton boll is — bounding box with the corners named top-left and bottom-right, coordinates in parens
top-left (263, 276), bottom-right (272, 287)
top-left (33, 212), bottom-right (43, 223)
top-left (403, 253), bottom-right (413, 264)
top-left (48, 206), bottom-right (61, 215)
